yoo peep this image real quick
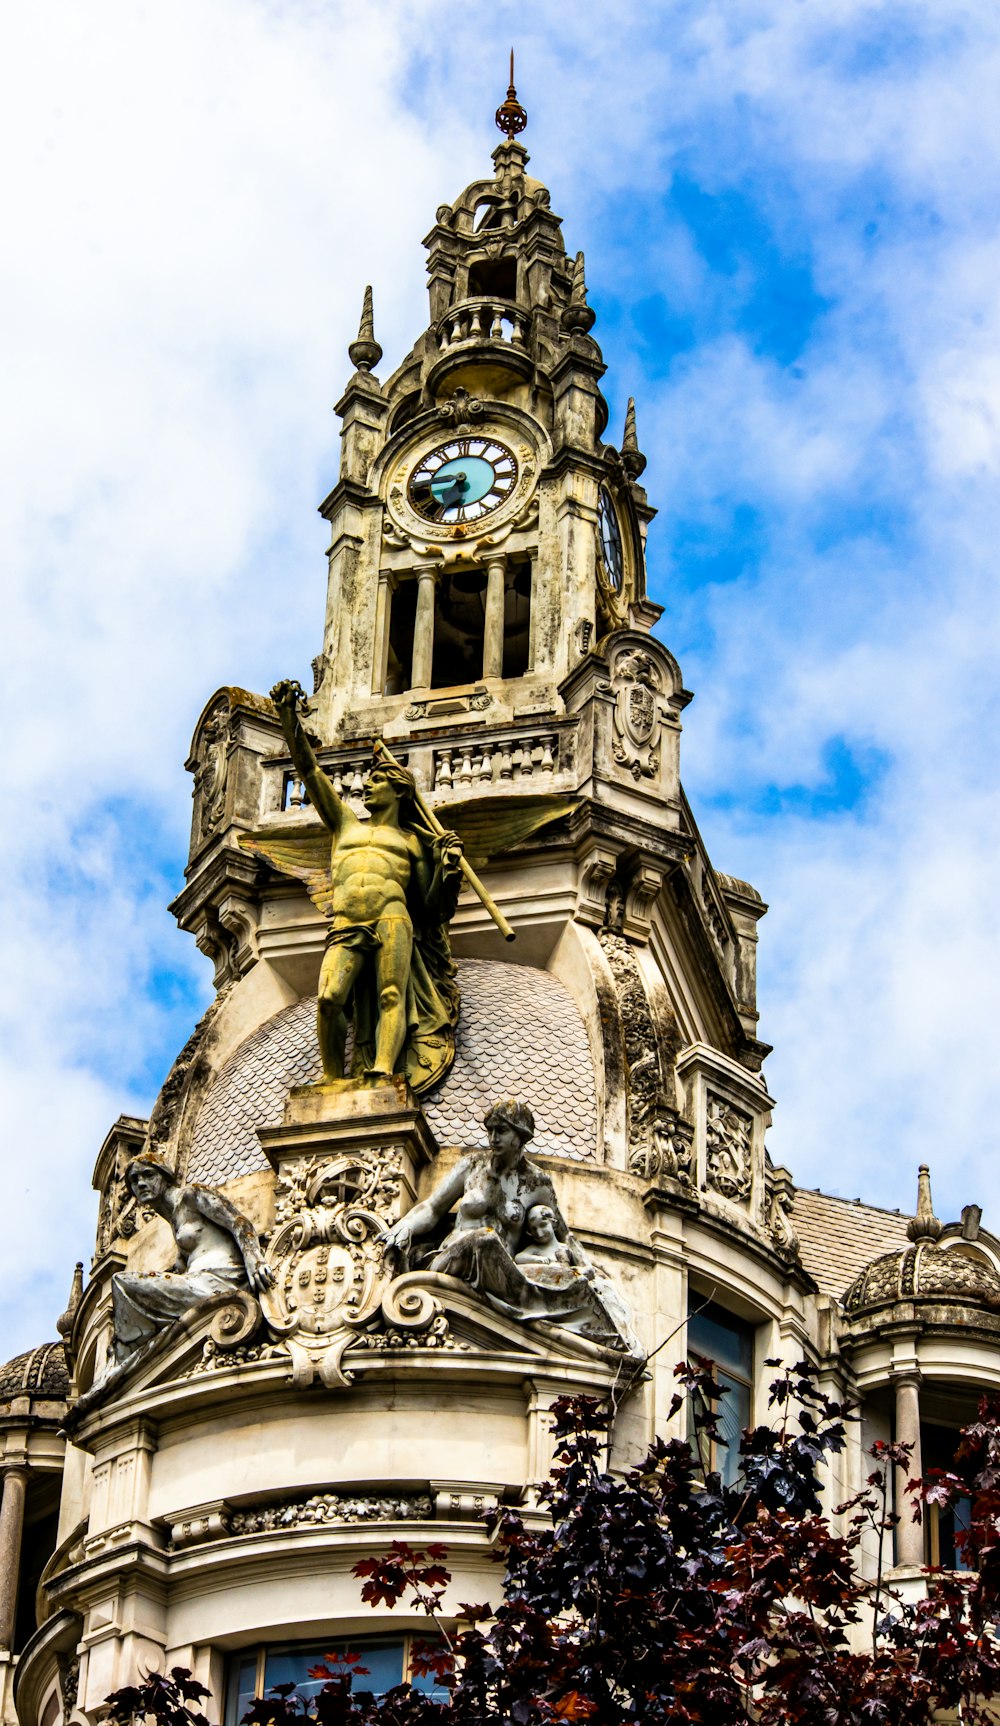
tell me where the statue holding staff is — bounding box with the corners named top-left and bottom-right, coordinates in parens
top-left (243, 682), bottom-right (576, 1095)
top-left (267, 679), bottom-right (464, 1087)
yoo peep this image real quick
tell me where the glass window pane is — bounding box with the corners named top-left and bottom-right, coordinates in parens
top-left (688, 1304), bottom-right (752, 1379)
top-left (227, 1656), bottom-right (259, 1726)
top-left (716, 1369), bottom-right (751, 1487)
top-left (263, 1641), bottom-right (405, 1706)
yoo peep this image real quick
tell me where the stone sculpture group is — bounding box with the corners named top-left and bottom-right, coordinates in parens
top-left (80, 742), bottom-right (642, 1411)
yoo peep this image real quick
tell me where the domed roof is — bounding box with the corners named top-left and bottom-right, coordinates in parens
top-left (844, 1241), bottom-right (1000, 1315)
top-left (185, 958), bottom-right (599, 1185)
top-left (0, 1341), bottom-right (69, 1405)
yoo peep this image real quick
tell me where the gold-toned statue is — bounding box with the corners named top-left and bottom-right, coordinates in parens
top-left (263, 680), bottom-right (463, 1089)
top-left (243, 682), bottom-right (574, 1095)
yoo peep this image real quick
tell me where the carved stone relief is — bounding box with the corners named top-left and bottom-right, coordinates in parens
top-left (705, 1093), bottom-right (754, 1203)
top-left (192, 700), bottom-right (237, 837)
top-left (599, 922), bottom-right (685, 1185)
top-left (57, 1654), bottom-right (80, 1716)
top-left (610, 648), bottom-right (664, 781)
top-left (167, 1490), bottom-right (434, 1550)
top-left (228, 1489), bottom-right (433, 1537)
top-left (261, 1145), bottom-right (466, 1383)
top-left (637, 1112), bottom-right (694, 1184)
top-left (264, 1147), bottom-right (403, 1387)
top-left (765, 1169), bottom-right (798, 1259)
top-left (94, 1147), bottom-right (141, 1267)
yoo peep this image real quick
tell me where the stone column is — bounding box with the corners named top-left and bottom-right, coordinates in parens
top-left (482, 556), bottom-right (506, 679)
top-left (893, 1372), bottom-right (923, 1567)
top-left (411, 565), bottom-right (438, 690)
top-left (0, 1465), bottom-right (29, 1650)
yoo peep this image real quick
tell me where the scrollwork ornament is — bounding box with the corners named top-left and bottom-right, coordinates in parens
top-left (630, 1113), bottom-right (694, 1184)
top-left (438, 387), bottom-right (487, 428)
top-left (766, 1177), bottom-right (798, 1259)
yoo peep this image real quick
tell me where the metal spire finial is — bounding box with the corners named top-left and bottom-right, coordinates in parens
top-left (495, 48), bottom-right (527, 140)
top-left (348, 284), bottom-right (383, 374)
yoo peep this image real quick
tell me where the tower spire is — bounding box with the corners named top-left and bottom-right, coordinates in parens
top-left (621, 397), bottom-right (647, 479)
top-left (907, 1163), bottom-right (943, 1242)
top-left (495, 48), bottom-right (528, 140)
top-left (348, 284), bottom-right (383, 374)
top-left (561, 250), bottom-right (596, 334)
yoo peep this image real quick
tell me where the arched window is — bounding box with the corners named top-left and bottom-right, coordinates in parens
top-left (687, 1294), bottom-right (755, 1489)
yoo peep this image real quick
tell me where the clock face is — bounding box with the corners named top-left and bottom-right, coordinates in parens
top-left (597, 485), bottom-right (624, 593)
top-left (407, 437), bottom-right (518, 525)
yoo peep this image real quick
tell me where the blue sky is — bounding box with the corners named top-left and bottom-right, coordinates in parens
top-left (4, 0), bottom-right (1000, 1358)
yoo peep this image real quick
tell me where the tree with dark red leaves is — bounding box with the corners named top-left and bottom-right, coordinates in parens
top-left (104, 1361), bottom-right (1000, 1726)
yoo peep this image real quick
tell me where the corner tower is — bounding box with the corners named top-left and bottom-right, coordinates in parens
top-left (19, 90), bottom-right (819, 1726)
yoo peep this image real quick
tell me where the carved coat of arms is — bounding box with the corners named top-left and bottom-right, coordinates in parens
top-left (263, 1150), bottom-right (401, 1387)
top-left (611, 650), bottom-right (663, 781)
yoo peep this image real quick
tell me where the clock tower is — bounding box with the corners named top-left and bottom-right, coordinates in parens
top-left (317, 121), bottom-right (661, 748)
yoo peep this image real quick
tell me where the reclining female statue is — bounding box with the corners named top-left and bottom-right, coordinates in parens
top-left (381, 1098), bottom-right (641, 1355)
top-left (111, 1152), bottom-right (274, 1364)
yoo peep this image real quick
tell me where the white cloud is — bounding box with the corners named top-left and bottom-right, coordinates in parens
top-left (4, 0), bottom-right (1000, 1355)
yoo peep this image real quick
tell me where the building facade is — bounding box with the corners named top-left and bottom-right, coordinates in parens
top-left (4, 109), bottom-right (1000, 1726)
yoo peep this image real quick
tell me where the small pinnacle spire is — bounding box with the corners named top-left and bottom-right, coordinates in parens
top-left (561, 250), bottom-right (596, 334)
top-left (348, 284), bottom-right (383, 374)
top-left (907, 1164), bottom-right (943, 1243)
top-left (57, 1261), bottom-right (85, 1341)
top-left (621, 396), bottom-right (647, 479)
top-left (495, 48), bottom-right (528, 140)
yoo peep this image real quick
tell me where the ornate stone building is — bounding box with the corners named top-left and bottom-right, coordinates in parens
top-left (4, 96), bottom-right (999, 1726)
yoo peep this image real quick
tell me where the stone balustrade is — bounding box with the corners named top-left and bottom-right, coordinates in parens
top-left (282, 756), bottom-right (374, 813)
top-left (436, 297), bottom-right (530, 353)
top-left (431, 730), bottom-right (561, 793)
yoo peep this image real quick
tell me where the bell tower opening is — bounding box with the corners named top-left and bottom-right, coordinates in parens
top-left (467, 256), bottom-right (518, 301)
top-left (433, 569), bottom-right (487, 688)
top-left (503, 558), bottom-right (532, 678)
top-left (385, 578), bottom-right (417, 696)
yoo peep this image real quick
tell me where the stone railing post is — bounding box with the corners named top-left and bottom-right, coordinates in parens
top-left (0, 1464), bottom-right (29, 1650)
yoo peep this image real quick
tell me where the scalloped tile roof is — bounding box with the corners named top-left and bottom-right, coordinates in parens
top-left (0, 1341), bottom-right (69, 1404)
top-left (791, 1187), bottom-right (911, 1301)
top-left (185, 958), bottom-right (598, 1184)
